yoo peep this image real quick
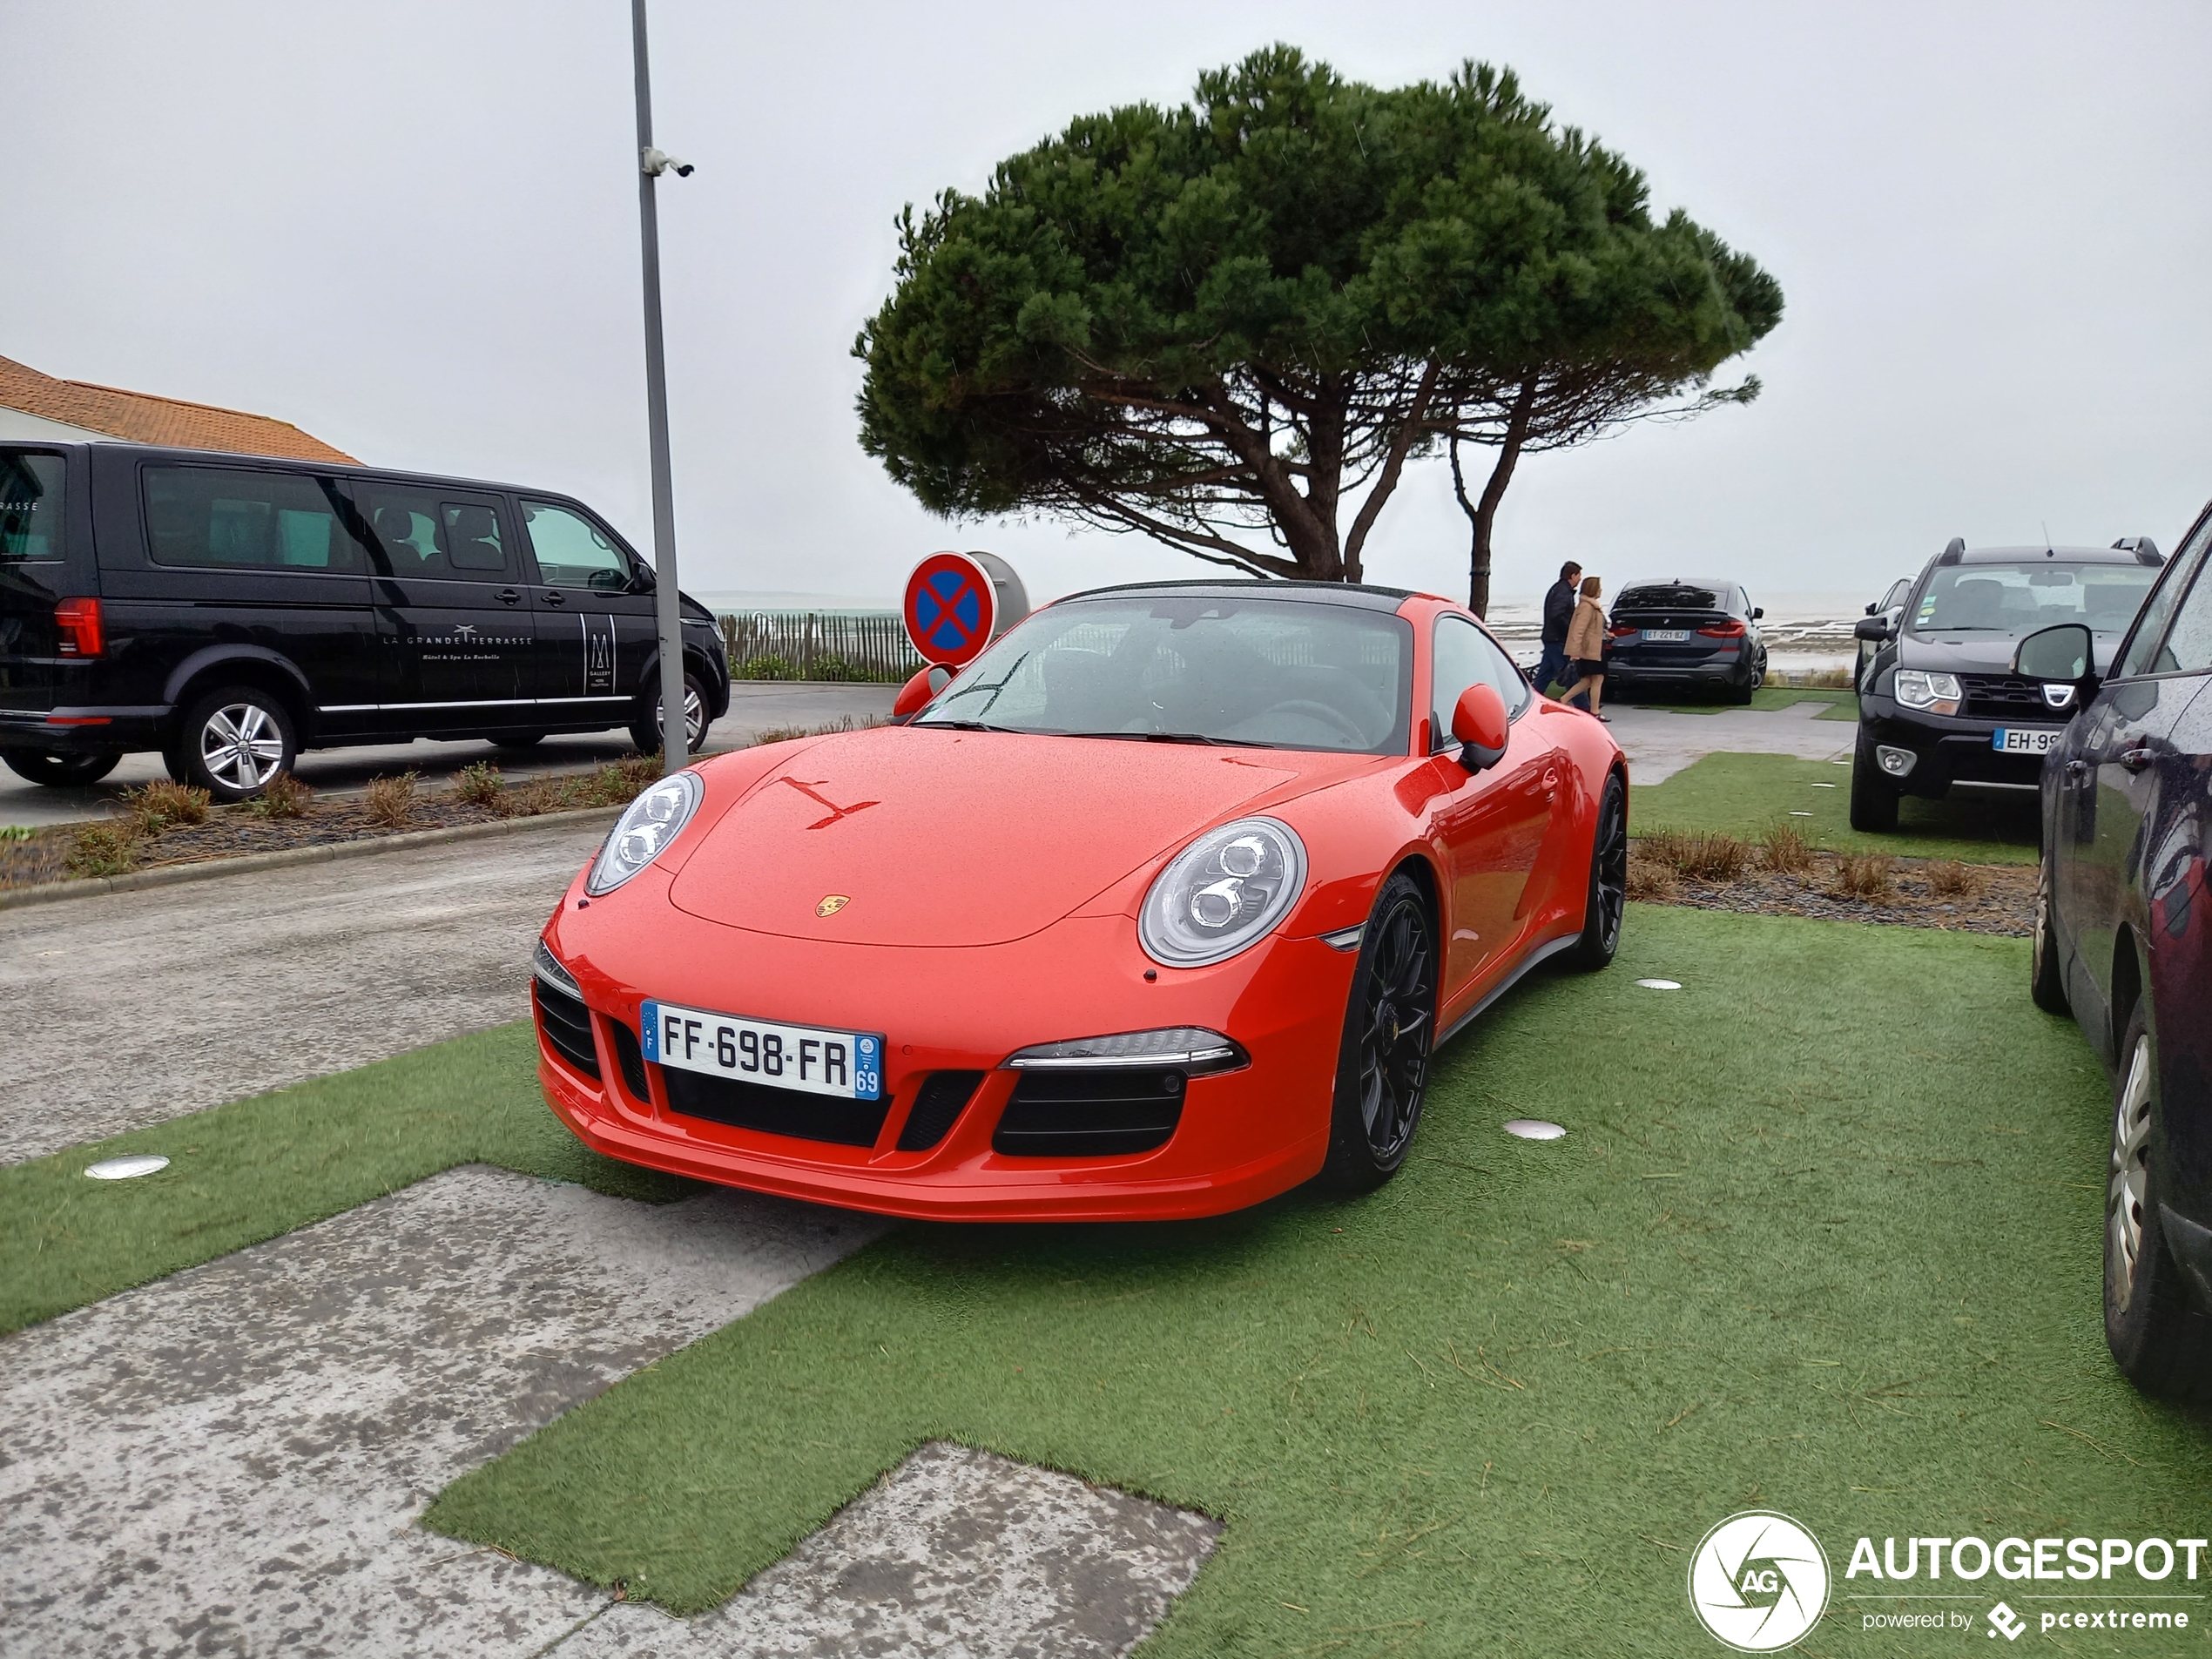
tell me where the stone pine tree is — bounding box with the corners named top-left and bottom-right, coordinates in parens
top-left (854, 46), bottom-right (1782, 597)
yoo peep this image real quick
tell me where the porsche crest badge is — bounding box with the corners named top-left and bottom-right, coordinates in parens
top-left (816, 894), bottom-right (851, 918)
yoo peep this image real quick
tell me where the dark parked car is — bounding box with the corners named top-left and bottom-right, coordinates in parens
top-left (1849, 537), bottom-right (2164, 832)
top-left (0, 443), bottom-right (730, 799)
top-left (1602, 578), bottom-right (1768, 704)
top-left (2018, 499), bottom-right (2212, 1398)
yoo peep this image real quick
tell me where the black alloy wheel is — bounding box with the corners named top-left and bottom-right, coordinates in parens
top-left (1568, 772), bottom-right (1629, 970)
top-left (630, 671), bottom-right (709, 757)
top-left (2102, 1009), bottom-right (2212, 1399)
top-left (2, 749), bottom-right (121, 788)
top-left (1320, 871), bottom-right (1438, 1192)
top-left (2030, 846), bottom-right (2070, 1015)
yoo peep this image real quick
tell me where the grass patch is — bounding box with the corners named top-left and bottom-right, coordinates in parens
top-left (1611, 685), bottom-right (1859, 720)
top-left (1634, 752), bottom-right (2039, 864)
top-left (421, 908), bottom-right (2188, 1657)
top-left (0, 1022), bottom-right (697, 1336)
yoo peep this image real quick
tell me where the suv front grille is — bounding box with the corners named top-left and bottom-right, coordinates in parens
top-left (897, 1071), bottom-right (985, 1151)
top-left (660, 1068), bottom-right (890, 1147)
top-left (533, 981), bottom-right (599, 1079)
top-left (993, 1069), bottom-right (1185, 1158)
top-left (1959, 674), bottom-right (2050, 721)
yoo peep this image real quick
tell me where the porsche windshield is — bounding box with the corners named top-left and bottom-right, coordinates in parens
top-left (914, 595), bottom-right (1413, 755)
top-left (1910, 563), bottom-right (2156, 635)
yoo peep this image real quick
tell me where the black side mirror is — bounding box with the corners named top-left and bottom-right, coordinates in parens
top-left (1852, 616), bottom-right (1892, 642)
top-left (629, 563), bottom-right (657, 594)
top-left (1751, 606), bottom-right (1764, 620)
top-left (2013, 623), bottom-right (2099, 711)
top-left (1864, 602), bottom-right (1878, 616)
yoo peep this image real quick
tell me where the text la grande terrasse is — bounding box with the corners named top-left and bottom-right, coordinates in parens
top-left (1848, 1535), bottom-right (2207, 1583)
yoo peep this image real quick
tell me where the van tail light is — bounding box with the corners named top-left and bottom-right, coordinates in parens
top-left (1696, 617), bottom-right (1746, 638)
top-left (1606, 624), bottom-right (1636, 639)
top-left (55, 597), bottom-right (104, 658)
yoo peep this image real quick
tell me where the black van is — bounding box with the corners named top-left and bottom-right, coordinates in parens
top-left (0, 442), bottom-right (730, 799)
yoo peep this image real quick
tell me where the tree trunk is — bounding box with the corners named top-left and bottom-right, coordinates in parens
top-left (1447, 381), bottom-right (1538, 617)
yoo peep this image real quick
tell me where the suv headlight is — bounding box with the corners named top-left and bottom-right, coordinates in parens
top-left (587, 770), bottom-right (704, 894)
top-left (1138, 817), bottom-right (1307, 968)
top-left (1892, 670), bottom-right (1962, 716)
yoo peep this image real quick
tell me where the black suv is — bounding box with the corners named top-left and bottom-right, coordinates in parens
top-left (1602, 578), bottom-right (1767, 704)
top-left (1849, 536), bottom-right (2162, 832)
top-left (0, 443), bottom-right (731, 799)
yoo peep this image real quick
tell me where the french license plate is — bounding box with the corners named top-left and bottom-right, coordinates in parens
top-left (642, 1001), bottom-right (883, 1101)
top-left (1643, 628), bottom-right (1690, 643)
top-left (1993, 727), bottom-right (2062, 755)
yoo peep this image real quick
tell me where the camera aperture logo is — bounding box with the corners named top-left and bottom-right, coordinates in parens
top-left (1689, 1511), bottom-right (1831, 1651)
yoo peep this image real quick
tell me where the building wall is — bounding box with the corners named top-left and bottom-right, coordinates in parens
top-left (0, 408), bottom-right (108, 443)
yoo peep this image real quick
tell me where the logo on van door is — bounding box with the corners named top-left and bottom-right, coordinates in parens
top-left (583, 616), bottom-right (616, 695)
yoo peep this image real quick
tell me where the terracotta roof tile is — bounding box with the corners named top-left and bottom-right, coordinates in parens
top-left (0, 354), bottom-right (357, 465)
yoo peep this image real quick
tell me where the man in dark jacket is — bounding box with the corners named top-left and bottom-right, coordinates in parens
top-left (1536, 561), bottom-right (1582, 696)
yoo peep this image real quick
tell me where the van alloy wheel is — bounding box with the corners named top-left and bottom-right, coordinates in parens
top-left (199, 702), bottom-right (286, 792)
top-left (2107, 1032), bottom-right (2155, 1314)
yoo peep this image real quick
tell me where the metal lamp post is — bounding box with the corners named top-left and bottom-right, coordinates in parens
top-left (631, 0), bottom-right (691, 773)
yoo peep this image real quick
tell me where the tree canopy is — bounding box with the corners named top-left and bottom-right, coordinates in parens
top-left (855, 46), bottom-right (1783, 603)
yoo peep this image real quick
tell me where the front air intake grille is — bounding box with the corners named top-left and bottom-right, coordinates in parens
top-left (896, 1071), bottom-right (985, 1152)
top-left (1959, 674), bottom-right (2047, 720)
top-left (993, 1069), bottom-right (1185, 1158)
top-left (608, 1021), bottom-right (651, 1103)
top-left (533, 980), bottom-right (599, 1079)
top-left (660, 1068), bottom-right (890, 1148)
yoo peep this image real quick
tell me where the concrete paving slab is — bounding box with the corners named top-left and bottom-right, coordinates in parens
top-left (559, 1441), bottom-right (1219, 1659)
top-left (0, 1164), bottom-right (886, 1659)
top-left (1602, 700), bottom-right (1855, 786)
top-left (0, 683), bottom-right (896, 830)
top-left (0, 820), bottom-right (608, 1164)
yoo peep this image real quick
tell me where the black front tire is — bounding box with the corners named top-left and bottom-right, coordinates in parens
top-left (1567, 772), bottom-right (1628, 971)
top-left (2030, 846), bottom-right (2070, 1015)
top-left (1849, 736), bottom-right (1899, 833)
top-left (2104, 1010), bottom-right (2212, 1399)
top-left (2, 750), bottom-right (122, 787)
top-left (1318, 872), bottom-right (1439, 1194)
top-left (168, 685), bottom-right (299, 802)
top-left (629, 671), bottom-right (710, 757)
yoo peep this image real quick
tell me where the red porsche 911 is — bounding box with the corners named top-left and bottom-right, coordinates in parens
top-left (531, 581), bottom-right (1628, 1221)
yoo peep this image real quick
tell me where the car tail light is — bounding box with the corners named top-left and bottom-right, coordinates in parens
top-left (1696, 618), bottom-right (1746, 638)
top-left (54, 597), bottom-right (103, 657)
top-left (1606, 624), bottom-right (1636, 638)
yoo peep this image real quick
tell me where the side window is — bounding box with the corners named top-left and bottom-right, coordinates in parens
top-left (522, 501), bottom-right (634, 592)
top-left (357, 487), bottom-right (512, 581)
top-left (0, 452), bottom-right (66, 561)
top-left (2152, 560), bottom-right (2212, 677)
top-left (144, 465), bottom-right (361, 572)
top-left (2116, 515), bottom-right (2212, 678)
top-left (1431, 615), bottom-right (1529, 750)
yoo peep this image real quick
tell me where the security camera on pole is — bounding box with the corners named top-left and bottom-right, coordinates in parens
top-left (631, 0), bottom-right (692, 774)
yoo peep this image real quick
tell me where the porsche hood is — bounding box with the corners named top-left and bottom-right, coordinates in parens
top-left (668, 726), bottom-right (1316, 947)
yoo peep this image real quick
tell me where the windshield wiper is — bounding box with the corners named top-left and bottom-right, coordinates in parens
top-left (1057, 730), bottom-right (1274, 748)
top-left (915, 718), bottom-right (1023, 732)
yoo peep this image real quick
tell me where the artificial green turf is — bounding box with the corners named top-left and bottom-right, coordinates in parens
top-left (422, 907), bottom-right (2201, 1656)
top-left (1632, 752), bottom-right (2040, 864)
top-left (0, 1022), bottom-right (696, 1335)
top-left (1609, 685), bottom-right (1860, 720)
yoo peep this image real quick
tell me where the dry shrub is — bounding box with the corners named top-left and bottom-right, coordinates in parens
top-left (750, 725), bottom-right (809, 746)
top-left (577, 755), bottom-right (664, 807)
top-left (1762, 822), bottom-right (1813, 875)
top-left (1925, 860), bottom-right (1986, 898)
top-left (502, 776), bottom-right (568, 818)
top-left (1626, 855), bottom-right (1681, 901)
top-left (1801, 667), bottom-right (1856, 690)
top-left (1831, 853), bottom-right (1895, 900)
top-left (1639, 830), bottom-right (1750, 881)
top-left (362, 771), bottom-right (419, 830)
top-left (124, 779), bottom-right (209, 835)
top-left (455, 762), bottom-right (506, 808)
top-left (248, 771), bottom-right (314, 819)
top-left (67, 821), bottom-right (138, 877)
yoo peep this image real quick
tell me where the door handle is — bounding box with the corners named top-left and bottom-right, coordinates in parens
top-left (2119, 747), bottom-right (2154, 773)
top-left (543, 590), bottom-right (567, 606)
top-left (2064, 759), bottom-right (2089, 780)
top-left (496, 587), bottom-right (523, 605)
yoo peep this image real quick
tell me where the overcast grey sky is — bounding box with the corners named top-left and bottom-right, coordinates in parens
top-left (8, 1), bottom-right (2209, 607)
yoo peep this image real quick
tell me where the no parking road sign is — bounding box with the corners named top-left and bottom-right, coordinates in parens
top-left (901, 551), bottom-right (1028, 668)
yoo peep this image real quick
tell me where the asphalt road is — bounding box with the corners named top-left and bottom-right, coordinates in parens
top-left (0, 681), bottom-right (898, 830)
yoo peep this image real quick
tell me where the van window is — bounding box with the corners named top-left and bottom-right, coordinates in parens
top-left (1, 452), bottom-right (68, 561)
top-left (523, 501), bottom-right (634, 591)
top-left (357, 487), bottom-right (513, 581)
top-left (145, 466), bottom-right (361, 572)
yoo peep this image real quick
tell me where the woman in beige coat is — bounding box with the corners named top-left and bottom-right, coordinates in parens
top-left (1557, 576), bottom-right (1610, 721)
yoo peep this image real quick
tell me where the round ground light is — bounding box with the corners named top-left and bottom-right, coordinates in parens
top-left (86, 1155), bottom-right (168, 1180)
top-left (1504, 1119), bottom-right (1567, 1141)
top-left (1635, 978), bottom-right (1683, 990)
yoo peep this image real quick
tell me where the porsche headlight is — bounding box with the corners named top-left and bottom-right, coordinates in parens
top-left (586, 770), bottom-right (704, 895)
top-left (1138, 817), bottom-right (1307, 968)
top-left (1893, 670), bottom-right (1963, 716)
